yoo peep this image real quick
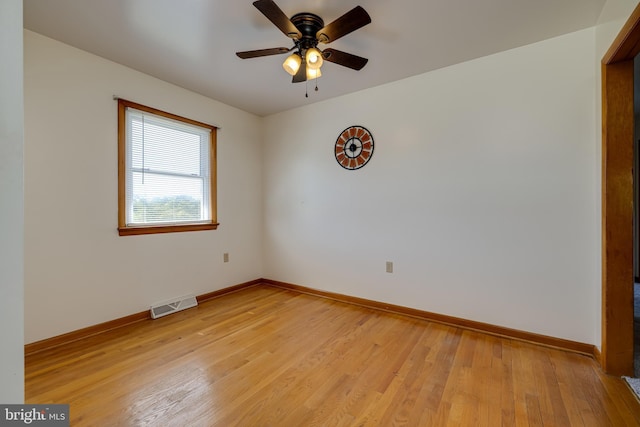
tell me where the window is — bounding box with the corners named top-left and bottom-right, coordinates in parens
top-left (117, 99), bottom-right (218, 236)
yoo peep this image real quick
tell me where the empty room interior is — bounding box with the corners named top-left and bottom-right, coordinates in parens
top-left (4, 0), bottom-right (640, 424)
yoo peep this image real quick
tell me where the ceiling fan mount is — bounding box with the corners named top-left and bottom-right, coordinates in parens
top-left (290, 13), bottom-right (324, 42)
top-left (236, 0), bottom-right (371, 84)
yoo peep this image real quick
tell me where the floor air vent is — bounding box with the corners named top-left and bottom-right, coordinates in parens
top-left (150, 295), bottom-right (198, 319)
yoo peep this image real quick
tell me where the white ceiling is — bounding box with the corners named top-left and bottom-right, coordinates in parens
top-left (23, 0), bottom-right (606, 117)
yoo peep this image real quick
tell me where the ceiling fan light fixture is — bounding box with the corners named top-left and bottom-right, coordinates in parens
top-left (306, 67), bottom-right (322, 80)
top-left (306, 47), bottom-right (323, 70)
top-left (282, 53), bottom-right (302, 75)
top-left (236, 1), bottom-right (371, 85)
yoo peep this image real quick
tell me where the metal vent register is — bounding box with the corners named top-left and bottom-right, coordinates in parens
top-left (150, 295), bottom-right (198, 319)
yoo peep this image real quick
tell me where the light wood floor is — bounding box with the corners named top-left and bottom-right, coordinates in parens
top-left (26, 285), bottom-right (640, 426)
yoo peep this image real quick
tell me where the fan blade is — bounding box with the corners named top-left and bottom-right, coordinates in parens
top-left (316, 6), bottom-right (371, 44)
top-left (292, 61), bottom-right (307, 83)
top-left (253, 0), bottom-right (301, 39)
top-left (322, 48), bottom-right (368, 70)
top-left (236, 47), bottom-right (291, 59)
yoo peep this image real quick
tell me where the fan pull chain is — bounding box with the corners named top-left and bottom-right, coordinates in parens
top-left (304, 77), bottom-right (319, 98)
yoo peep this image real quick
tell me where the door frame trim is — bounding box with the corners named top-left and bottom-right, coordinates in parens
top-left (601, 2), bottom-right (640, 375)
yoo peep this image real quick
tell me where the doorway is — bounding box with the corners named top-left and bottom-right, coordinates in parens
top-left (601, 3), bottom-right (640, 376)
top-left (635, 54), bottom-right (640, 377)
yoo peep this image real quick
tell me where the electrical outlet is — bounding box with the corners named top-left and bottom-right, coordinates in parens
top-left (223, 253), bottom-right (229, 263)
top-left (386, 261), bottom-right (393, 273)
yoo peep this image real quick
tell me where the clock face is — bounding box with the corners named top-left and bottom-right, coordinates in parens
top-left (335, 126), bottom-right (374, 170)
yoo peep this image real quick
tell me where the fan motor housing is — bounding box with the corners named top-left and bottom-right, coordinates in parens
top-left (291, 12), bottom-right (324, 44)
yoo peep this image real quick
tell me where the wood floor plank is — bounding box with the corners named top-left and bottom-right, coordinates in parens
top-left (25, 284), bottom-right (640, 426)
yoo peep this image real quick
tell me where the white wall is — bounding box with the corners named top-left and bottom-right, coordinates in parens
top-left (596, 0), bottom-right (639, 55)
top-left (0, 0), bottom-right (25, 403)
top-left (263, 28), bottom-right (598, 344)
top-left (24, 31), bottom-right (264, 344)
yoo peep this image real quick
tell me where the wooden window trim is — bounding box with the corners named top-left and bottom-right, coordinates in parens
top-left (117, 99), bottom-right (219, 236)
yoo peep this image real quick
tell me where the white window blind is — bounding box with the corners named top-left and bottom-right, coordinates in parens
top-left (125, 107), bottom-right (211, 226)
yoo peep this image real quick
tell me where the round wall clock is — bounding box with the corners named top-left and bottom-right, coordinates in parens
top-left (335, 126), bottom-right (374, 170)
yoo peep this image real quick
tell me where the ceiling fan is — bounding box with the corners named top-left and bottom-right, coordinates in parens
top-left (236, 0), bottom-right (371, 85)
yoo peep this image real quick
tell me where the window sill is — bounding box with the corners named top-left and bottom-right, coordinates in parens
top-left (118, 222), bottom-right (219, 236)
